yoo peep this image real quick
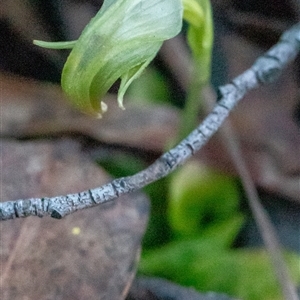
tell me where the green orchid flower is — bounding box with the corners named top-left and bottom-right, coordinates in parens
top-left (34, 0), bottom-right (183, 117)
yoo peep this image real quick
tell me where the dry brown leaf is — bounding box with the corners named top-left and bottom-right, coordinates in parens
top-left (0, 73), bottom-right (179, 152)
top-left (0, 139), bottom-right (149, 299)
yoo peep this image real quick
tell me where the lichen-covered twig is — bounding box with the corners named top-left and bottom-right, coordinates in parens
top-left (1, 23), bottom-right (300, 221)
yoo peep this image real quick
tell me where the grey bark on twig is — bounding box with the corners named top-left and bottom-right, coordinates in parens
top-left (1, 23), bottom-right (300, 221)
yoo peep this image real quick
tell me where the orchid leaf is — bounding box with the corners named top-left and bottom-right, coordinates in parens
top-left (168, 162), bottom-right (240, 237)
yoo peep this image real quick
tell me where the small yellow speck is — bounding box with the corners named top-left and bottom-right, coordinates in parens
top-left (72, 227), bottom-right (81, 235)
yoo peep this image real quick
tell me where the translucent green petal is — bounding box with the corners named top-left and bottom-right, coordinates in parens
top-left (118, 56), bottom-right (154, 109)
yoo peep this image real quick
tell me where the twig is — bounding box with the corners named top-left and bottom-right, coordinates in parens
top-left (165, 29), bottom-right (299, 300)
top-left (1, 23), bottom-right (300, 221)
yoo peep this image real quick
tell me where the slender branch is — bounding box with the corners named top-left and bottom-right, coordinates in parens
top-left (1, 23), bottom-right (300, 221)
top-left (169, 31), bottom-right (299, 299)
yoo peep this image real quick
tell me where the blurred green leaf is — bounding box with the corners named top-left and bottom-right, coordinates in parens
top-left (140, 217), bottom-right (243, 280)
top-left (140, 237), bottom-right (300, 300)
top-left (141, 160), bottom-right (300, 300)
top-left (139, 226), bottom-right (240, 295)
top-left (199, 215), bottom-right (244, 248)
top-left (234, 249), bottom-right (300, 300)
top-left (143, 177), bottom-right (172, 249)
top-left (168, 161), bottom-right (240, 237)
top-left (98, 152), bottom-right (145, 178)
top-left (127, 66), bottom-right (172, 105)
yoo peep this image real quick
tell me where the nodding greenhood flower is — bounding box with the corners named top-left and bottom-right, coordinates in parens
top-left (34, 0), bottom-right (183, 117)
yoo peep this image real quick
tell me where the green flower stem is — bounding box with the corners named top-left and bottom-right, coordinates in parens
top-left (179, 0), bottom-right (213, 140)
top-left (179, 70), bottom-right (206, 139)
